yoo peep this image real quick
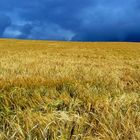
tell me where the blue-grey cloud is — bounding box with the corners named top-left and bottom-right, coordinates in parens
top-left (17, 24), bottom-right (33, 39)
top-left (1, 0), bottom-right (140, 41)
top-left (0, 14), bottom-right (11, 37)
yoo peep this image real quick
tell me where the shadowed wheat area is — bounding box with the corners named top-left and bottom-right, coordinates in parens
top-left (0, 39), bottom-right (140, 140)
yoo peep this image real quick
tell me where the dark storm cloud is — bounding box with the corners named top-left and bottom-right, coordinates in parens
top-left (1, 0), bottom-right (140, 41)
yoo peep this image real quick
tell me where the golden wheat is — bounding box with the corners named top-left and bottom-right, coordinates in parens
top-left (0, 39), bottom-right (140, 140)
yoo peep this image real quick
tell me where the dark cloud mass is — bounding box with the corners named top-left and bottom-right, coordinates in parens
top-left (0, 0), bottom-right (140, 41)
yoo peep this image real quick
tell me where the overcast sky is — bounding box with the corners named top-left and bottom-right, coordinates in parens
top-left (0, 0), bottom-right (140, 41)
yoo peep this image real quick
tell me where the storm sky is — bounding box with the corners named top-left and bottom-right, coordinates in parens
top-left (0, 0), bottom-right (140, 41)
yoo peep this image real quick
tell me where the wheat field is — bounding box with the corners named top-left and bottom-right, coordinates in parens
top-left (0, 39), bottom-right (140, 140)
